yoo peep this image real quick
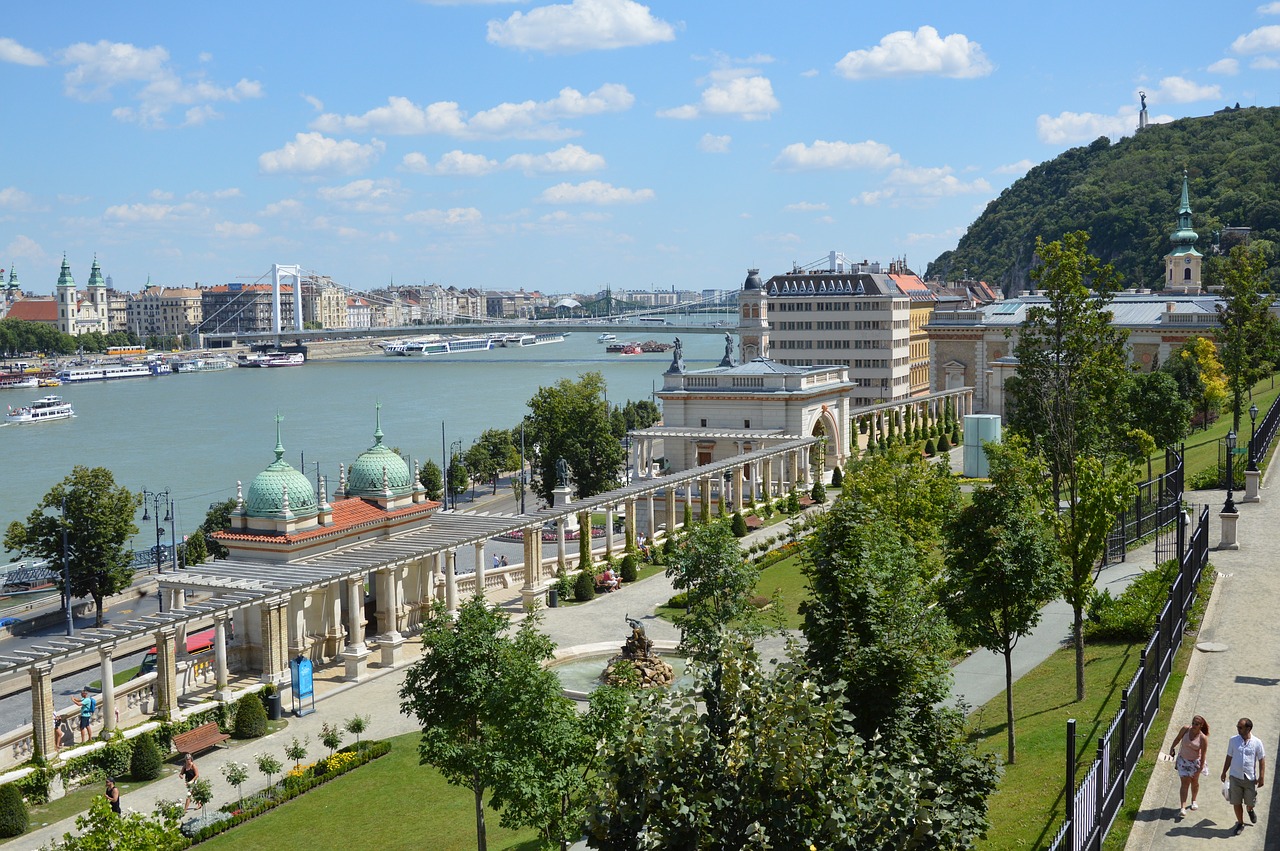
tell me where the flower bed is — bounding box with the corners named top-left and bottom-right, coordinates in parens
top-left (182, 741), bottom-right (390, 844)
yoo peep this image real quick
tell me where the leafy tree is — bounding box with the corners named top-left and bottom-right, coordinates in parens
top-left (344, 714), bottom-right (369, 746)
top-left (419, 458), bottom-right (444, 502)
top-left (942, 438), bottom-right (1063, 763)
top-left (839, 444), bottom-right (960, 574)
top-left (1215, 244), bottom-right (1280, 430)
top-left (1004, 231), bottom-right (1135, 700)
top-left (399, 598), bottom-right (558, 851)
top-left (608, 399), bottom-right (661, 439)
top-left (665, 521), bottom-right (760, 661)
top-left (447, 452), bottom-right (470, 504)
top-left (181, 529), bottom-right (208, 567)
top-left (466, 429), bottom-right (521, 495)
top-left (1123, 369), bottom-right (1191, 463)
top-left (523, 372), bottom-right (624, 505)
top-left (42, 796), bottom-right (183, 850)
top-left (256, 752), bottom-right (283, 790)
top-left (284, 736), bottom-right (308, 770)
top-left (199, 498), bottom-right (237, 560)
top-left (586, 639), bottom-right (998, 850)
top-left (1164, 336), bottom-right (1226, 431)
top-left (222, 761), bottom-right (250, 810)
top-left (3, 466), bottom-right (140, 627)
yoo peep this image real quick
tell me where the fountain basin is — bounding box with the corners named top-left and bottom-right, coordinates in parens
top-left (549, 640), bottom-right (686, 700)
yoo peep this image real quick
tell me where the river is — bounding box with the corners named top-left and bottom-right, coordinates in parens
top-left (0, 329), bottom-right (727, 546)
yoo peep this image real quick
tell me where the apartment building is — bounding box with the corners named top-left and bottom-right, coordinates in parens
top-left (127, 285), bottom-right (203, 339)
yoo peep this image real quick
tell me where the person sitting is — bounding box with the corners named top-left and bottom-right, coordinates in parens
top-left (601, 567), bottom-right (620, 592)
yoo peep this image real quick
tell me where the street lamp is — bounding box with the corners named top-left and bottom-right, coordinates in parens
top-left (141, 489), bottom-right (172, 574)
top-left (59, 495), bottom-right (74, 637)
top-left (1223, 430), bottom-right (1238, 514)
top-left (450, 440), bottom-right (463, 508)
top-left (1248, 403), bottom-right (1259, 472)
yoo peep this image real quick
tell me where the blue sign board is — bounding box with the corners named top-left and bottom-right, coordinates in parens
top-left (290, 657), bottom-right (313, 699)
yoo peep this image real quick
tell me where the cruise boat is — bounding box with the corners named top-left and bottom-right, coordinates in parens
top-left (252, 352), bottom-right (305, 367)
top-left (597, 333), bottom-right (617, 343)
top-left (57, 363), bottom-right (154, 382)
top-left (6, 395), bottom-right (75, 424)
top-left (173, 356), bottom-right (234, 373)
top-left (0, 374), bottom-right (38, 390)
top-left (499, 333), bottom-right (566, 348)
top-left (444, 336), bottom-right (495, 354)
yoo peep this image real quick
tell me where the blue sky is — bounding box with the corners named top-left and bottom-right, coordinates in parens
top-left (2, 1), bottom-right (1278, 297)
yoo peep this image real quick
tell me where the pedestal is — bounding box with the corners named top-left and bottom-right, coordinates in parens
top-left (520, 587), bottom-right (543, 611)
top-left (554, 485), bottom-right (577, 528)
top-left (1245, 469), bottom-right (1261, 503)
top-left (1218, 510), bottom-right (1240, 550)
top-left (378, 633), bottom-right (405, 668)
top-left (342, 645), bottom-right (371, 682)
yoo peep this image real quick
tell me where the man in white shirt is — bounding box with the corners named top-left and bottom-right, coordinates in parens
top-left (1221, 717), bottom-right (1266, 836)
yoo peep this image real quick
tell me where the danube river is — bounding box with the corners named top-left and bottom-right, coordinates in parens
top-left (0, 330), bottom-right (726, 546)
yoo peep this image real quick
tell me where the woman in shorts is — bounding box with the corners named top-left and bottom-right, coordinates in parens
top-left (1169, 714), bottom-right (1209, 817)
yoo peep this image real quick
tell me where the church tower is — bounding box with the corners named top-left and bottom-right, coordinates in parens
top-left (3, 265), bottom-right (18, 304)
top-left (86, 255), bottom-right (108, 333)
top-left (1164, 171), bottom-right (1202, 293)
top-left (738, 269), bottom-right (769, 361)
top-left (56, 256), bottom-right (77, 335)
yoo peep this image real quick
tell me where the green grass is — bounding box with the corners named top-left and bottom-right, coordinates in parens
top-left (752, 553), bottom-right (808, 630)
top-left (1148, 375), bottom-right (1280, 480)
top-left (198, 732), bottom-right (541, 851)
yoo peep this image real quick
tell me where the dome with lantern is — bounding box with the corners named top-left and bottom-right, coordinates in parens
top-left (245, 416), bottom-right (318, 519)
top-left (345, 404), bottom-right (413, 499)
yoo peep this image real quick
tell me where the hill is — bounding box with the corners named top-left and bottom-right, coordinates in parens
top-left (927, 106), bottom-right (1280, 294)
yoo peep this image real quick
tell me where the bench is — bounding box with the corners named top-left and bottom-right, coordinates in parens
top-left (172, 721), bottom-right (230, 756)
top-left (595, 573), bottom-right (620, 593)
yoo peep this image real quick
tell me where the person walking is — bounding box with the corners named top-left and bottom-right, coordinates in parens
top-left (71, 689), bottom-right (96, 743)
top-left (180, 753), bottom-right (200, 810)
top-left (104, 777), bottom-right (121, 815)
top-left (1169, 715), bottom-right (1209, 816)
top-left (1221, 717), bottom-right (1266, 836)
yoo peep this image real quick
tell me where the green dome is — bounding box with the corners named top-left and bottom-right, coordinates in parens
top-left (245, 418), bottom-right (317, 518)
top-left (347, 405), bottom-right (413, 497)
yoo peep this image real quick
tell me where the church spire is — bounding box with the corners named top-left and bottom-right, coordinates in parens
top-left (57, 255), bottom-right (75, 289)
top-left (87, 255), bottom-right (105, 289)
top-left (1170, 169), bottom-right (1199, 253)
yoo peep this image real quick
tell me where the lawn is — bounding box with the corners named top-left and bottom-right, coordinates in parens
top-left (198, 731), bottom-right (541, 851)
top-left (1148, 375), bottom-right (1280, 481)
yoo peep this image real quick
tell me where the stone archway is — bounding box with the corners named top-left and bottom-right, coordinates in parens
top-left (810, 410), bottom-right (839, 472)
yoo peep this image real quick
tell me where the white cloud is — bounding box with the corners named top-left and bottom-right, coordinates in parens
top-left (904, 226), bottom-right (966, 244)
top-left (59, 40), bottom-right (263, 127)
top-left (4, 235), bottom-right (46, 265)
top-left (505, 144), bottom-right (606, 174)
top-left (851, 167), bottom-right (990, 207)
top-left (213, 188), bottom-right (242, 199)
top-left (835, 26), bottom-right (992, 80)
top-left (313, 84), bottom-right (632, 141)
top-left (303, 94), bottom-right (324, 112)
top-left (103, 202), bottom-right (196, 222)
top-left (437, 150), bottom-right (503, 176)
top-left (259, 133), bottom-right (385, 175)
top-left (404, 207), bottom-right (483, 226)
top-left (149, 189), bottom-right (174, 201)
top-left (539, 180), bottom-right (654, 204)
top-left (1261, 1), bottom-right (1280, 13)
top-left (487, 0), bottom-right (676, 54)
top-left (1253, 55), bottom-right (1280, 68)
top-left (1036, 109), bottom-right (1153, 144)
top-left (261, 199), bottom-right (303, 216)
top-left (0, 38), bottom-right (46, 66)
top-left (783, 201), bottom-right (828, 212)
top-left (773, 139), bottom-right (902, 171)
top-left (213, 221), bottom-right (261, 238)
top-left (1233, 24), bottom-right (1280, 54)
top-left (698, 133), bottom-right (731, 153)
top-left (659, 75), bottom-right (778, 120)
top-left (1209, 58), bottom-right (1240, 75)
top-left (993, 159), bottom-right (1035, 176)
top-left (1144, 76), bottom-right (1221, 104)
top-left (317, 179), bottom-right (398, 203)
top-left (0, 187), bottom-right (34, 210)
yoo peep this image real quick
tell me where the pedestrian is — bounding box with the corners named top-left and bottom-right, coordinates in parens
top-left (180, 753), bottom-right (200, 810)
top-left (71, 688), bottom-right (96, 743)
top-left (104, 777), bottom-right (121, 815)
top-left (499, 555), bottom-right (508, 568)
top-left (52, 713), bottom-right (65, 752)
top-left (1221, 717), bottom-right (1266, 836)
top-left (1169, 714), bottom-right (1209, 816)
top-left (493, 553), bottom-right (500, 571)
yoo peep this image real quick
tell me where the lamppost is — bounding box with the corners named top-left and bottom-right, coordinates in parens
top-left (1248, 403), bottom-right (1259, 472)
top-left (622, 435), bottom-right (632, 485)
top-left (59, 495), bottom-right (74, 637)
top-left (1223, 430), bottom-right (1238, 514)
top-left (141, 489), bottom-right (172, 574)
top-left (518, 421), bottom-right (527, 514)
top-left (450, 440), bottom-right (463, 508)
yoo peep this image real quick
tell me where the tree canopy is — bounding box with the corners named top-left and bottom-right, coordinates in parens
top-left (523, 372), bottom-right (624, 505)
top-left (3, 466), bottom-right (140, 627)
top-left (1215, 244), bottom-right (1280, 430)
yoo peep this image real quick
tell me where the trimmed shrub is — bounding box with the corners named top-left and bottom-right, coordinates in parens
top-left (554, 566), bottom-right (574, 600)
top-left (682, 504), bottom-right (694, 528)
top-left (233, 692), bottom-right (267, 740)
top-left (830, 466), bottom-right (843, 489)
top-left (129, 733), bottom-right (162, 781)
top-left (810, 481), bottom-right (826, 503)
top-left (937, 432), bottom-right (952, 452)
top-left (666, 591), bottom-right (689, 609)
top-left (730, 512), bottom-right (748, 538)
top-left (0, 784), bottom-right (27, 838)
top-left (100, 736), bottom-right (132, 779)
top-left (620, 553), bottom-right (638, 583)
top-left (573, 567), bottom-right (596, 602)
top-left (924, 437), bottom-right (936, 456)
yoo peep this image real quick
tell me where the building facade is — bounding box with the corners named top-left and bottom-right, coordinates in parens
top-left (127, 285), bottom-right (203, 340)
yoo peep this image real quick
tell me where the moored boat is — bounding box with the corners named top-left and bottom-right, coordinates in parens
top-left (253, 352), bottom-right (305, 367)
top-left (0, 375), bottom-right (38, 390)
top-left (6, 395), bottom-right (75, 424)
top-left (173, 356), bottom-right (234, 373)
top-left (597, 333), bottom-right (617, 343)
top-left (56, 363), bottom-right (154, 382)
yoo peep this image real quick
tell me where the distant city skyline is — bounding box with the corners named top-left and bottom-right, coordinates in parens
top-left (2, 1), bottom-right (1278, 296)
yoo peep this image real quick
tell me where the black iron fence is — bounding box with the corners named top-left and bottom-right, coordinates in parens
top-left (1214, 394), bottom-right (1280, 487)
top-left (1102, 446), bottom-right (1185, 565)
top-left (1046, 503), bottom-right (1211, 851)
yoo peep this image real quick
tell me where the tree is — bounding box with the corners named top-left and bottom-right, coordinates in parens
top-left (199, 498), bottom-right (237, 560)
top-left (1164, 336), bottom-right (1225, 431)
top-left (181, 529), bottom-right (208, 567)
top-left (664, 521), bottom-right (759, 661)
top-left (585, 639), bottom-right (998, 850)
top-left (942, 438), bottom-right (1063, 763)
top-left (1215, 244), bottom-right (1280, 431)
top-left (419, 459), bottom-right (444, 502)
top-left (447, 452), bottom-right (470, 504)
top-left (1004, 231), bottom-right (1135, 700)
top-left (465, 429), bottom-right (521, 495)
top-left (523, 372), bottom-right (624, 505)
top-left (399, 598), bottom-right (558, 851)
top-left (1123, 369), bottom-right (1191, 462)
top-left (3, 466), bottom-right (140, 627)
top-left (42, 797), bottom-right (184, 851)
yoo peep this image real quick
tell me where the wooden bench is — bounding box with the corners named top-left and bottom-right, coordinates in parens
top-left (172, 721), bottom-right (230, 756)
top-left (595, 573), bottom-right (620, 593)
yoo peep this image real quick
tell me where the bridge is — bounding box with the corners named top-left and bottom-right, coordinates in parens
top-left (196, 264), bottom-right (736, 349)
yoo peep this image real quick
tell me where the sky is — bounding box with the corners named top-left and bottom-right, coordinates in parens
top-left (2, 1), bottom-right (1279, 298)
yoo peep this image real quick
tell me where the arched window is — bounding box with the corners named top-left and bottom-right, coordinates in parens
top-left (1184, 267), bottom-right (1192, 281)
top-left (742, 305), bottom-right (750, 317)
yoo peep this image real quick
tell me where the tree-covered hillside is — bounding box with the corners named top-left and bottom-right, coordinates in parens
top-left (927, 106), bottom-right (1280, 294)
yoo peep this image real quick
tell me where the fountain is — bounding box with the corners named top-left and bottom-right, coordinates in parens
top-left (602, 617), bottom-right (675, 689)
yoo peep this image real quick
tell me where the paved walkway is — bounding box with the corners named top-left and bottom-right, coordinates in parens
top-left (1124, 466), bottom-right (1280, 849)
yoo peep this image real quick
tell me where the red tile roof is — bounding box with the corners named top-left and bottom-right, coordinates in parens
top-left (212, 497), bottom-right (440, 544)
top-left (6, 299), bottom-right (58, 322)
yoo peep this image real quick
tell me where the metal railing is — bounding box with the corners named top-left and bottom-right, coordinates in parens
top-left (1102, 446), bottom-right (1184, 565)
top-left (1213, 394), bottom-right (1280, 486)
top-left (1048, 503), bottom-right (1211, 851)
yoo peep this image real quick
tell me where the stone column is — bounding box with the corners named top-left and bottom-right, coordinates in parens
top-left (97, 646), bottom-right (117, 734)
top-left (289, 592), bottom-right (311, 662)
top-left (763, 457), bottom-right (773, 501)
top-left (556, 517), bottom-right (567, 569)
top-left (343, 577), bottom-right (371, 682)
top-left (734, 463), bottom-right (746, 512)
top-left (377, 567), bottom-right (405, 667)
top-left (604, 506), bottom-right (616, 558)
top-left (213, 615), bottom-right (232, 701)
top-left (789, 451), bottom-right (800, 493)
top-left (260, 601), bottom-right (287, 684)
top-left (1218, 508), bottom-right (1240, 551)
top-left (474, 541), bottom-right (487, 596)
top-left (324, 582), bottom-right (344, 658)
top-left (624, 497), bottom-right (637, 550)
top-left (521, 524), bottom-right (542, 610)
top-left (31, 663), bottom-right (55, 758)
top-left (578, 511), bottom-right (593, 567)
top-left (646, 494), bottom-right (655, 541)
top-left (700, 476), bottom-right (711, 521)
top-left (172, 590), bottom-right (188, 658)
top-left (154, 628), bottom-right (179, 719)
top-left (444, 550), bottom-right (458, 613)
top-left (428, 553), bottom-right (442, 603)
top-left (1245, 469), bottom-right (1261, 503)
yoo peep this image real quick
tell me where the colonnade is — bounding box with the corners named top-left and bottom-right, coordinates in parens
top-left (852, 388), bottom-right (974, 453)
